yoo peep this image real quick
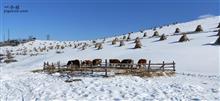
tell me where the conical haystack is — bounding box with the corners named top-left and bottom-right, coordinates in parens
top-left (134, 41), bottom-right (142, 48)
top-left (82, 46), bottom-right (86, 50)
top-left (152, 31), bottom-right (160, 37)
top-left (175, 28), bottom-right (180, 33)
top-left (215, 34), bottom-right (220, 45)
top-left (134, 37), bottom-right (140, 43)
top-left (119, 40), bottom-right (125, 46)
top-left (127, 33), bottom-right (131, 41)
top-left (195, 25), bottom-right (203, 32)
top-left (95, 43), bottom-right (99, 48)
top-left (112, 39), bottom-right (117, 45)
top-left (178, 33), bottom-right (190, 42)
top-left (123, 35), bottom-right (126, 40)
top-left (159, 34), bottom-right (167, 41)
top-left (217, 23), bottom-right (220, 28)
top-left (140, 30), bottom-right (144, 33)
top-left (143, 32), bottom-right (147, 37)
top-left (114, 37), bottom-right (119, 41)
top-left (216, 30), bottom-right (220, 36)
top-left (97, 43), bottom-right (103, 50)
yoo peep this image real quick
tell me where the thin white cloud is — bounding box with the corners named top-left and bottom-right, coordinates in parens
top-left (198, 14), bottom-right (215, 19)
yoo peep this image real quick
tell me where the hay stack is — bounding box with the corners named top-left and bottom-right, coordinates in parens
top-left (217, 30), bottom-right (220, 36)
top-left (159, 34), bottom-right (167, 41)
top-left (217, 23), bottom-right (220, 28)
top-left (97, 43), bottom-right (103, 50)
top-left (92, 40), bottom-right (96, 43)
top-left (178, 33), bottom-right (190, 42)
top-left (152, 31), bottom-right (160, 37)
top-left (195, 25), bottom-right (203, 32)
top-left (112, 39), bottom-right (117, 45)
top-left (123, 35), bottom-right (126, 40)
top-left (95, 43), bottom-right (99, 48)
top-left (115, 37), bottom-right (119, 41)
top-left (175, 28), bottom-right (180, 33)
top-left (143, 32), bottom-right (147, 37)
top-left (134, 41), bottom-right (142, 49)
top-left (140, 30), bottom-right (144, 33)
top-left (119, 40), bottom-right (125, 46)
top-left (135, 37), bottom-right (140, 43)
top-left (215, 35), bottom-right (220, 45)
top-left (82, 46), bottom-right (86, 50)
top-left (127, 33), bottom-right (131, 41)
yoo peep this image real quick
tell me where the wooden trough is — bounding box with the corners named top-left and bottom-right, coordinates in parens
top-left (38, 59), bottom-right (176, 77)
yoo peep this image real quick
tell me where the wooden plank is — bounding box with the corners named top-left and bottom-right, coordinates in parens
top-left (173, 61), bottom-right (176, 71)
top-left (148, 60), bottom-right (151, 72)
top-left (162, 61), bottom-right (165, 71)
top-left (104, 59), bottom-right (108, 77)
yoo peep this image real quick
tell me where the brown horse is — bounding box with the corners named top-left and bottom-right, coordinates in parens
top-left (138, 59), bottom-right (147, 68)
top-left (92, 59), bottom-right (102, 66)
top-left (67, 59), bottom-right (80, 68)
top-left (120, 59), bottom-right (134, 68)
top-left (82, 60), bottom-right (93, 67)
top-left (109, 59), bottom-right (120, 67)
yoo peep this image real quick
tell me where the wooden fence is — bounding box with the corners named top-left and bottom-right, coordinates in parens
top-left (42, 59), bottom-right (175, 77)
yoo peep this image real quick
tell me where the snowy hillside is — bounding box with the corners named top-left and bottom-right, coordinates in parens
top-left (0, 16), bottom-right (220, 100)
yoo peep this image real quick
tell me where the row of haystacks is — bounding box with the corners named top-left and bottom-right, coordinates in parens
top-left (107, 23), bottom-right (220, 48)
top-left (1, 41), bottom-right (89, 57)
top-left (110, 36), bottom-right (142, 48)
top-left (0, 50), bottom-right (17, 63)
top-left (151, 24), bottom-right (205, 36)
top-left (74, 24), bottom-right (211, 50)
top-left (151, 31), bottom-right (189, 42)
top-left (3, 23), bottom-right (219, 59)
top-left (175, 24), bottom-right (203, 34)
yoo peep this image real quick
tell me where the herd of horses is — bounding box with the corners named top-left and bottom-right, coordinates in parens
top-left (40, 59), bottom-right (175, 77)
top-left (66, 59), bottom-right (147, 69)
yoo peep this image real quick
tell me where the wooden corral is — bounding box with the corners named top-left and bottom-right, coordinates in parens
top-left (35, 59), bottom-right (176, 77)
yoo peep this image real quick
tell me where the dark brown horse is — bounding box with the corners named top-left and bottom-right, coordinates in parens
top-left (82, 60), bottom-right (93, 67)
top-left (120, 59), bottom-right (134, 68)
top-left (92, 59), bottom-right (102, 66)
top-left (109, 59), bottom-right (120, 67)
top-left (67, 59), bottom-right (80, 68)
top-left (138, 59), bottom-right (147, 68)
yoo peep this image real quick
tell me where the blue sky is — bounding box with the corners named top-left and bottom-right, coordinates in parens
top-left (0, 0), bottom-right (219, 41)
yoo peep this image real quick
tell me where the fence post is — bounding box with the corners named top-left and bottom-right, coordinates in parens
top-left (104, 59), bottom-right (108, 77)
top-left (162, 61), bottom-right (165, 71)
top-left (91, 69), bottom-right (93, 74)
top-left (173, 61), bottom-right (176, 71)
top-left (46, 62), bottom-right (49, 70)
top-left (51, 62), bottom-right (54, 73)
top-left (70, 63), bottom-right (73, 71)
top-left (57, 61), bottom-right (60, 71)
top-left (80, 60), bottom-right (82, 73)
top-left (148, 60), bottom-right (151, 72)
top-left (43, 62), bottom-right (46, 70)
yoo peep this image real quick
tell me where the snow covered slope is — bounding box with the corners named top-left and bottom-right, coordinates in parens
top-left (0, 16), bottom-right (220, 100)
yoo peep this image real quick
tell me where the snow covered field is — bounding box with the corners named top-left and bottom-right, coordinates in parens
top-left (0, 16), bottom-right (220, 100)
